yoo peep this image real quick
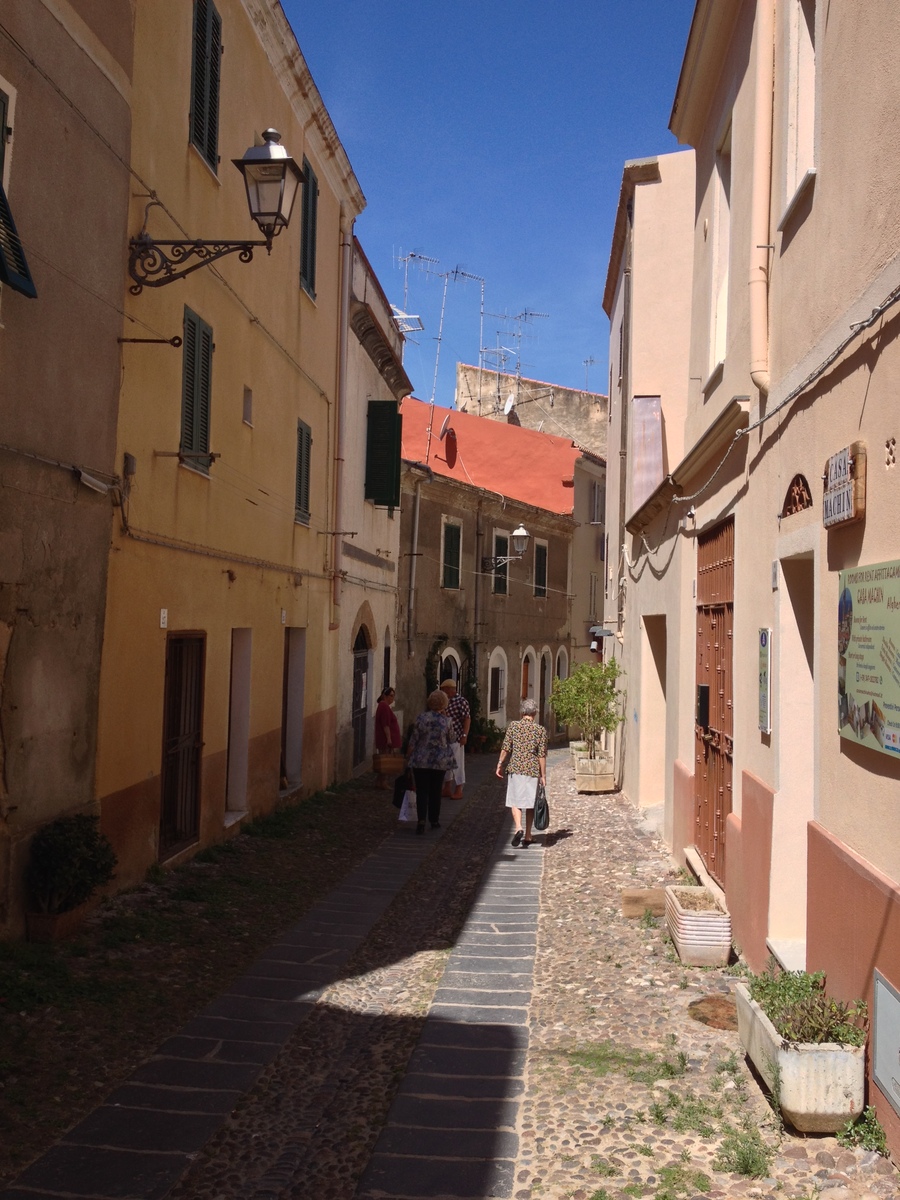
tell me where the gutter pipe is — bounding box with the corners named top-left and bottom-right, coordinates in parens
top-left (331, 207), bottom-right (354, 625)
top-left (405, 461), bottom-right (434, 660)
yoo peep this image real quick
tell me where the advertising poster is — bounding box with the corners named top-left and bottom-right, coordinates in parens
top-left (838, 558), bottom-right (900, 757)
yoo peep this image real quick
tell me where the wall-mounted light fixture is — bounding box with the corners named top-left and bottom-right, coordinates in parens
top-left (128, 129), bottom-right (303, 294)
top-left (481, 524), bottom-right (530, 571)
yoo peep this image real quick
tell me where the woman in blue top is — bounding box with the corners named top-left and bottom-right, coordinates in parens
top-left (407, 689), bottom-right (456, 834)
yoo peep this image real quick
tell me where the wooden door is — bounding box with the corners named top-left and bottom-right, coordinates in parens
top-left (694, 520), bottom-right (734, 886)
top-left (160, 634), bottom-right (204, 856)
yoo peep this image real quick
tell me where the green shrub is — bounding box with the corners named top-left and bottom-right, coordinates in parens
top-left (747, 959), bottom-right (867, 1046)
top-left (26, 814), bottom-right (117, 914)
top-left (549, 660), bottom-right (624, 758)
top-left (837, 1105), bottom-right (888, 1154)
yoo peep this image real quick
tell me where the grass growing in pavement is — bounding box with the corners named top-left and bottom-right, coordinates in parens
top-left (712, 1119), bottom-right (774, 1177)
top-left (566, 1040), bottom-right (688, 1084)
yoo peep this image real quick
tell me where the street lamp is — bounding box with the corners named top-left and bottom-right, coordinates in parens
top-left (482, 524), bottom-right (530, 571)
top-left (128, 129), bottom-right (304, 293)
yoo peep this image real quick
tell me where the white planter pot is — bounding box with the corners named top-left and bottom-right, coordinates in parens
top-left (734, 983), bottom-right (865, 1133)
top-left (664, 885), bottom-right (732, 967)
top-left (574, 756), bottom-right (616, 793)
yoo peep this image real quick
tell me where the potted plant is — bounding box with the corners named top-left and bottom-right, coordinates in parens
top-left (25, 813), bottom-right (117, 941)
top-left (549, 660), bottom-right (624, 792)
top-left (665, 884), bottom-right (732, 967)
top-left (735, 960), bottom-right (867, 1132)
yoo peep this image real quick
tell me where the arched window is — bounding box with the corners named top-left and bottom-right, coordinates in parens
top-left (488, 646), bottom-right (508, 725)
top-left (440, 647), bottom-right (460, 684)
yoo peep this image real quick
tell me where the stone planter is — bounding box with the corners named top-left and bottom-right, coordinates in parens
top-left (664, 885), bottom-right (732, 966)
top-left (26, 905), bottom-right (91, 943)
top-left (734, 983), bottom-right (866, 1132)
top-left (574, 755), bottom-right (616, 793)
top-left (568, 740), bottom-right (588, 766)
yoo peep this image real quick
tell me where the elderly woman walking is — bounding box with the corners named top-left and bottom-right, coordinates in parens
top-left (496, 697), bottom-right (548, 847)
top-left (406, 689), bottom-right (457, 835)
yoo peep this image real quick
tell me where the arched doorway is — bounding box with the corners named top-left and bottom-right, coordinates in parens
top-left (352, 627), bottom-right (371, 767)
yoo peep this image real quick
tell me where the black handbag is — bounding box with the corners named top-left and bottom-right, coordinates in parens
top-left (392, 769), bottom-right (413, 808)
top-left (533, 780), bottom-right (550, 831)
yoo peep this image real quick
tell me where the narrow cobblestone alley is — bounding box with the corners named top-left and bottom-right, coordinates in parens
top-left (3, 751), bottom-right (898, 1200)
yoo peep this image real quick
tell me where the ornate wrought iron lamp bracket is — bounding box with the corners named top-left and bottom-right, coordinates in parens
top-left (128, 231), bottom-right (270, 294)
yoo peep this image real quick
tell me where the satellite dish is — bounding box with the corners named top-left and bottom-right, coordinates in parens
top-left (503, 394), bottom-right (516, 415)
top-left (438, 413), bottom-right (452, 440)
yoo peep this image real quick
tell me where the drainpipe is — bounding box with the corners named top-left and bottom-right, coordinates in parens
top-left (473, 500), bottom-right (483, 687)
top-left (749, 0), bottom-right (775, 398)
top-left (616, 199), bottom-right (634, 633)
top-left (331, 207), bottom-right (354, 628)
top-left (406, 462), bottom-right (434, 659)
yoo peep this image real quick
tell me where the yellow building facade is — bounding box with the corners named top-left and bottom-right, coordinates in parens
top-left (97, 0), bottom-right (364, 884)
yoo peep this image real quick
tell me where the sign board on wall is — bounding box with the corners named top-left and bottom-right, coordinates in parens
top-left (758, 628), bottom-right (772, 734)
top-left (838, 558), bottom-right (900, 757)
top-left (823, 442), bottom-right (866, 528)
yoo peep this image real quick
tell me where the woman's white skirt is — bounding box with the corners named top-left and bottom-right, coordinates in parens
top-left (505, 773), bottom-right (538, 810)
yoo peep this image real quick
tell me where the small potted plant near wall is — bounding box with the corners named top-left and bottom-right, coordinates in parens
top-left (550, 660), bottom-right (624, 793)
top-left (25, 813), bottom-right (117, 942)
top-left (735, 960), bottom-right (867, 1132)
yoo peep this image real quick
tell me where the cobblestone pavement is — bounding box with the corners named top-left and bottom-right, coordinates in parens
top-left (168, 747), bottom-right (900, 1200)
top-left (6, 750), bottom-right (898, 1200)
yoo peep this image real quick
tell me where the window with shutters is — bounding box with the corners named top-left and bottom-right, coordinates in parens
top-left (0, 84), bottom-right (36, 300)
top-left (364, 400), bottom-right (401, 508)
top-left (492, 532), bottom-right (508, 595)
top-left (190, 0), bottom-right (222, 172)
top-left (181, 307), bottom-right (213, 472)
top-left (300, 157), bottom-right (318, 297)
top-left (442, 521), bottom-right (461, 590)
top-left (534, 541), bottom-right (548, 598)
top-left (295, 418), bottom-right (312, 524)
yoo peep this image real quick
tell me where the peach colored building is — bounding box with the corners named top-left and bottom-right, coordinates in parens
top-left (605, 0), bottom-right (900, 1154)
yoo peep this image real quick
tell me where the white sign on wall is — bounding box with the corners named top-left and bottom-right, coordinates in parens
top-left (758, 628), bottom-right (772, 734)
top-left (823, 442), bottom-right (866, 528)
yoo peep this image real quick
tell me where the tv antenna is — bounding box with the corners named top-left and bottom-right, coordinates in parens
top-left (393, 249), bottom-right (437, 349)
top-left (583, 356), bottom-right (596, 389)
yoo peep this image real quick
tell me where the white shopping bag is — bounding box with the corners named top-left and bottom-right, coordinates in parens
top-left (398, 789), bottom-right (417, 823)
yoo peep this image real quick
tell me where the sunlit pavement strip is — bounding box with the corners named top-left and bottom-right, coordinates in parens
top-left (0, 796), bottom-right (469, 1200)
top-left (357, 825), bottom-right (543, 1200)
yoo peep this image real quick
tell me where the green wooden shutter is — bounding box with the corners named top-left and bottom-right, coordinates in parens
top-left (0, 181), bottom-right (36, 299)
top-left (364, 401), bottom-right (401, 507)
top-left (0, 92), bottom-right (7, 181)
top-left (295, 419), bottom-right (312, 523)
top-left (190, 0), bottom-right (221, 171)
top-left (181, 307), bottom-right (212, 471)
top-left (493, 535), bottom-right (508, 595)
top-left (442, 523), bottom-right (461, 589)
top-left (534, 543), bottom-right (548, 597)
top-left (300, 158), bottom-right (318, 296)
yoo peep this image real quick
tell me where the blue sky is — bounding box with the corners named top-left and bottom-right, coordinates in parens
top-left (281, 1), bottom-right (696, 405)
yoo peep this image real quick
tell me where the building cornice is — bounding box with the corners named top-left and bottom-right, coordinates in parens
top-left (240, 0), bottom-right (365, 216)
top-left (625, 396), bottom-right (749, 533)
top-left (602, 158), bottom-right (661, 318)
top-left (350, 299), bottom-right (412, 399)
top-left (669, 0), bottom-right (743, 148)
top-left (400, 461), bottom-right (577, 531)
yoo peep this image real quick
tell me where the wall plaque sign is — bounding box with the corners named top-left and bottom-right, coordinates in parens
top-left (838, 557), bottom-right (900, 757)
top-left (823, 441), bottom-right (866, 528)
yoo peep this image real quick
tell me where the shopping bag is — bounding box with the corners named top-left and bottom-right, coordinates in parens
top-left (533, 780), bottom-right (550, 831)
top-left (398, 789), bottom-right (417, 823)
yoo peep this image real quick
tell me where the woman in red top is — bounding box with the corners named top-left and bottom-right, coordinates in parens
top-left (374, 687), bottom-right (402, 789)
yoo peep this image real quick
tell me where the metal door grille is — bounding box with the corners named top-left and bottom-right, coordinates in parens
top-left (351, 628), bottom-right (369, 767)
top-left (160, 634), bottom-right (204, 856)
top-left (694, 519), bottom-right (734, 886)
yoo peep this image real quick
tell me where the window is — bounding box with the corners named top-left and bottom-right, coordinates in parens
top-left (534, 541), bottom-right (547, 598)
top-left (190, 0), bottom-right (222, 172)
top-left (242, 386), bottom-right (253, 426)
top-left (295, 418), bottom-right (312, 524)
top-left (489, 665), bottom-right (506, 713)
top-left (364, 400), bottom-right (401, 507)
top-left (442, 521), bottom-right (461, 589)
top-left (589, 572), bottom-right (599, 620)
top-left (589, 479), bottom-right (605, 525)
top-left (492, 533), bottom-right (508, 595)
top-left (0, 85), bottom-right (36, 300)
top-left (782, 0), bottom-right (816, 218)
top-left (181, 307), bottom-right (213, 471)
top-left (300, 157), bottom-right (318, 297)
top-left (708, 122), bottom-right (732, 378)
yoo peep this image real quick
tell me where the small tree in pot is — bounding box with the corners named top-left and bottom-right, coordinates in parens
top-left (550, 660), bottom-right (624, 760)
top-left (27, 813), bottom-right (117, 924)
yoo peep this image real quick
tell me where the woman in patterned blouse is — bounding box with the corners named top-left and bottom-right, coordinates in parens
top-left (496, 698), bottom-right (548, 847)
top-left (407, 689), bottom-right (457, 834)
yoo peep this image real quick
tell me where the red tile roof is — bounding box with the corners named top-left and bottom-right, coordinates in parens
top-left (400, 397), bottom-right (580, 515)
